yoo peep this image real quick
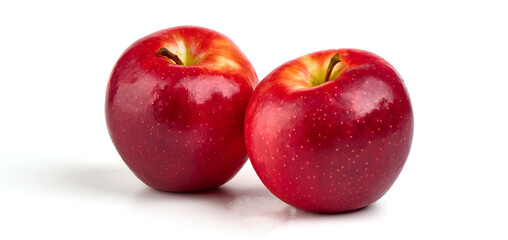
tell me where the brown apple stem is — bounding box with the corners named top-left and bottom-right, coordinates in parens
top-left (156, 48), bottom-right (184, 65)
top-left (324, 53), bottom-right (341, 83)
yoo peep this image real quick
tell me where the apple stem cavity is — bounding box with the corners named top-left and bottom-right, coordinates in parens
top-left (156, 48), bottom-right (184, 65)
top-left (324, 53), bottom-right (341, 83)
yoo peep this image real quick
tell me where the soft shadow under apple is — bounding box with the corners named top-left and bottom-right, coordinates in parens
top-left (54, 164), bottom-right (381, 225)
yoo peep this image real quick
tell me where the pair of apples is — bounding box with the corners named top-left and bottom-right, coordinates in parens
top-left (105, 26), bottom-right (414, 213)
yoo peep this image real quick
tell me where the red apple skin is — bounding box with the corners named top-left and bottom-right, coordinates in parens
top-left (245, 49), bottom-right (413, 212)
top-left (106, 26), bottom-right (258, 192)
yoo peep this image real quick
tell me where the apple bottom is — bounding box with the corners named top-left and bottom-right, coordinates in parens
top-left (253, 153), bottom-right (406, 213)
top-left (119, 148), bottom-right (247, 192)
top-left (257, 166), bottom-right (404, 213)
top-left (126, 155), bottom-right (248, 193)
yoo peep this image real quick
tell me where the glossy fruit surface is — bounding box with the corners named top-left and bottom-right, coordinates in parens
top-left (106, 26), bottom-right (258, 192)
top-left (245, 49), bottom-right (413, 212)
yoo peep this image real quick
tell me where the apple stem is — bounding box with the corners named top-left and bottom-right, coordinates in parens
top-left (156, 48), bottom-right (184, 65)
top-left (324, 53), bottom-right (341, 83)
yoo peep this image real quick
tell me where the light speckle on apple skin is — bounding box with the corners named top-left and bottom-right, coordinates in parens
top-left (106, 26), bottom-right (258, 192)
top-left (245, 49), bottom-right (413, 213)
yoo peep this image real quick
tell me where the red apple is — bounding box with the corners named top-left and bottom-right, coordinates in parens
top-left (245, 49), bottom-right (413, 212)
top-left (106, 26), bottom-right (258, 192)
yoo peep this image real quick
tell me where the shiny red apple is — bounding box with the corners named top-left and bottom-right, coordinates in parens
top-left (106, 26), bottom-right (258, 192)
top-left (245, 49), bottom-right (413, 212)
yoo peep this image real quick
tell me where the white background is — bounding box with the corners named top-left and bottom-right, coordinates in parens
top-left (1, 0), bottom-right (507, 239)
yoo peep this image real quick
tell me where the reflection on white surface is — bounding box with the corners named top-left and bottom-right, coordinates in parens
top-left (226, 187), bottom-right (296, 224)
